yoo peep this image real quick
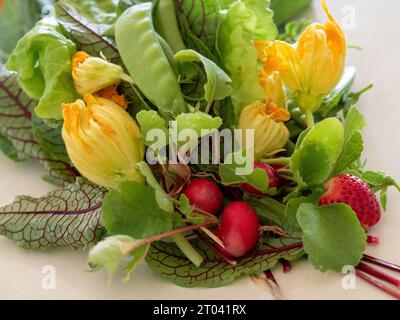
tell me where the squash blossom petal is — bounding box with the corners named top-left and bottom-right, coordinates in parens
top-left (238, 100), bottom-right (290, 161)
top-left (62, 94), bottom-right (144, 189)
top-left (255, 40), bottom-right (287, 109)
top-left (262, 0), bottom-right (346, 124)
top-left (72, 51), bottom-right (133, 96)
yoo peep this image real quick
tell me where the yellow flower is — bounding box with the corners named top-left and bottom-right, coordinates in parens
top-left (261, 0), bottom-right (346, 125)
top-left (72, 51), bottom-right (132, 96)
top-left (255, 40), bottom-right (287, 109)
top-left (238, 100), bottom-right (290, 161)
top-left (62, 94), bottom-right (144, 189)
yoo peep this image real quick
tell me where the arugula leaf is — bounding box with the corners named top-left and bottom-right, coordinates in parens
top-left (88, 235), bottom-right (149, 281)
top-left (219, 151), bottom-right (269, 192)
top-left (0, 178), bottom-right (106, 249)
top-left (297, 203), bottom-right (367, 272)
top-left (5, 18), bottom-right (78, 120)
top-left (175, 49), bottom-right (232, 109)
top-left (0, 68), bottom-right (77, 186)
top-left (102, 181), bottom-right (174, 239)
top-left (136, 110), bottom-right (168, 146)
top-left (146, 237), bottom-right (304, 287)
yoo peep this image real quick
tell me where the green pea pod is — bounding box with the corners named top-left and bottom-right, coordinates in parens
top-left (115, 3), bottom-right (187, 118)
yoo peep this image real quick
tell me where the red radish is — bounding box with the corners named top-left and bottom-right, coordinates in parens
top-left (319, 174), bottom-right (381, 228)
top-left (183, 178), bottom-right (223, 215)
top-left (216, 201), bottom-right (260, 257)
top-left (241, 163), bottom-right (280, 195)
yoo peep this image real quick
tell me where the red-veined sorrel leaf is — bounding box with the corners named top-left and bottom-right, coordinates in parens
top-left (0, 67), bottom-right (77, 186)
top-left (146, 237), bottom-right (304, 287)
top-left (0, 178), bottom-right (106, 249)
top-left (55, 3), bottom-right (120, 62)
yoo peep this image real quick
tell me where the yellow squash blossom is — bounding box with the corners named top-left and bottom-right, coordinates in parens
top-left (255, 40), bottom-right (287, 109)
top-left (238, 99), bottom-right (290, 161)
top-left (261, 0), bottom-right (346, 126)
top-left (72, 51), bottom-right (133, 96)
top-left (62, 94), bottom-right (144, 189)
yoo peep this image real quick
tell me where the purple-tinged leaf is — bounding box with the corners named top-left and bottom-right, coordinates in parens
top-left (0, 178), bottom-right (106, 249)
top-left (56, 3), bottom-right (120, 62)
top-left (0, 68), bottom-right (77, 186)
top-left (146, 237), bottom-right (304, 287)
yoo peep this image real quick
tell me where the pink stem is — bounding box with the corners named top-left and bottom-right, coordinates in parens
top-left (281, 260), bottom-right (291, 273)
top-left (195, 230), bottom-right (237, 266)
top-left (367, 235), bottom-right (380, 245)
top-left (356, 262), bottom-right (400, 287)
top-left (265, 270), bottom-right (278, 286)
top-left (362, 254), bottom-right (400, 273)
top-left (356, 270), bottom-right (400, 300)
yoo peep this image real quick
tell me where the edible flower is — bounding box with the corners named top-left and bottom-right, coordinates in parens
top-left (72, 51), bottom-right (133, 96)
top-left (62, 94), bottom-right (144, 189)
top-left (259, 0), bottom-right (346, 126)
top-left (237, 99), bottom-right (290, 161)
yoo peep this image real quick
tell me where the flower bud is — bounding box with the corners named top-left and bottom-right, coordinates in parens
top-left (72, 51), bottom-right (132, 96)
top-left (62, 94), bottom-right (144, 189)
top-left (238, 100), bottom-right (290, 161)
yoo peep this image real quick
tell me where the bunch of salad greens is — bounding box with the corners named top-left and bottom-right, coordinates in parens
top-left (0, 0), bottom-right (399, 295)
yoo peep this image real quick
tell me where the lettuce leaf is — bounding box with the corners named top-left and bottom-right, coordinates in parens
top-left (5, 18), bottom-right (78, 120)
top-left (218, 1), bottom-right (277, 121)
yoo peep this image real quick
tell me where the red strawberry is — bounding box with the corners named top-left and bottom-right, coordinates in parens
top-left (319, 174), bottom-right (381, 228)
top-left (241, 163), bottom-right (280, 195)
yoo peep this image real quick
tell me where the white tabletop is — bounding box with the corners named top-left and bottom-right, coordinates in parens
top-left (1, 0), bottom-right (400, 300)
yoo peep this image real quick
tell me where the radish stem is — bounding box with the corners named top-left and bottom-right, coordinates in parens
top-left (356, 262), bottom-right (400, 287)
top-left (367, 235), bottom-right (380, 245)
top-left (356, 270), bottom-right (400, 300)
top-left (362, 254), bottom-right (400, 273)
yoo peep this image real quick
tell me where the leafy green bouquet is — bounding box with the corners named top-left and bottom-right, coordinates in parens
top-left (1, 0), bottom-right (399, 297)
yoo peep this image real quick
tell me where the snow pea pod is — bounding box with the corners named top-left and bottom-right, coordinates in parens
top-left (115, 3), bottom-right (186, 118)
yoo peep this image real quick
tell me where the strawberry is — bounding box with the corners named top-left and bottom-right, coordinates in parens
top-left (319, 174), bottom-right (381, 228)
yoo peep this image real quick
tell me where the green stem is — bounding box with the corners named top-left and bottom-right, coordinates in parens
top-left (261, 157), bottom-right (291, 165)
top-left (171, 233), bottom-right (204, 267)
top-left (305, 111), bottom-right (314, 128)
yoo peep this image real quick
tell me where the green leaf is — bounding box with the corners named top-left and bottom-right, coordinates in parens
top-left (344, 105), bottom-right (366, 141)
top-left (218, 1), bottom-right (265, 120)
top-left (136, 110), bottom-right (168, 146)
top-left (174, 0), bottom-right (222, 61)
top-left (0, 178), bottom-right (106, 249)
top-left (56, 1), bottom-right (120, 62)
top-left (291, 143), bottom-right (331, 186)
top-left (242, 0), bottom-right (278, 40)
top-left (5, 18), bottom-right (78, 120)
top-left (277, 20), bottom-right (310, 43)
top-left (175, 49), bottom-right (232, 107)
top-left (103, 181), bottom-right (174, 239)
top-left (362, 171), bottom-right (400, 193)
top-left (297, 203), bottom-right (367, 272)
top-left (32, 113), bottom-right (70, 163)
top-left (0, 68), bottom-right (76, 186)
top-left (334, 131), bottom-right (363, 175)
top-left (219, 151), bottom-right (269, 192)
top-left (146, 237), bottom-right (304, 287)
top-left (176, 112), bottom-right (222, 136)
top-left (88, 235), bottom-right (149, 281)
top-left (270, 0), bottom-right (312, 27)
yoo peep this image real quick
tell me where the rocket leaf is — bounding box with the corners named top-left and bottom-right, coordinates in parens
top-left (0, 178), bottom-right (106, 249)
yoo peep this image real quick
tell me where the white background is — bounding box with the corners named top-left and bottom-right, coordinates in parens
top-left (1, 0), bottom-right (400, 299)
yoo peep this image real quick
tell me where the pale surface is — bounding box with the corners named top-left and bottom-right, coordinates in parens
top-left (1, 0), bottom-right (400, 300)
